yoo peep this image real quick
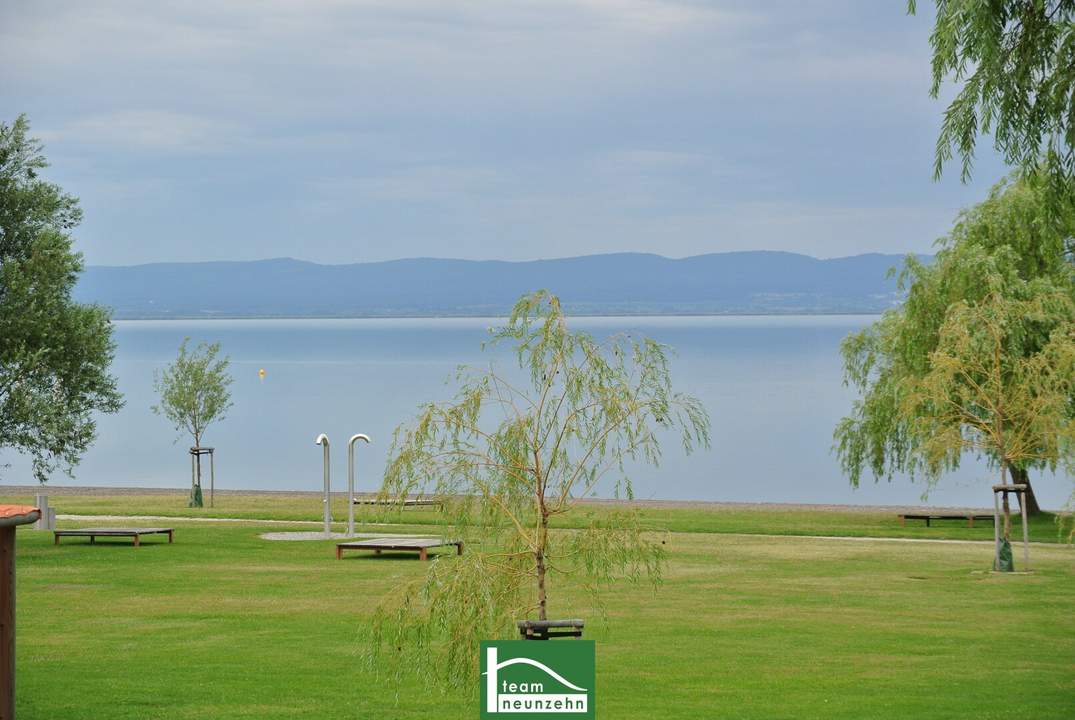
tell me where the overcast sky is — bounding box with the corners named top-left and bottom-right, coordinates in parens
top-left (1, 0), bottom-right (1010, 266)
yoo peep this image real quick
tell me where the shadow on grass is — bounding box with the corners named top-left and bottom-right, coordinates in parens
top-left (53, 540), bottom-right (173, 549)
top-left (339, 552), bottom-right (457, 562)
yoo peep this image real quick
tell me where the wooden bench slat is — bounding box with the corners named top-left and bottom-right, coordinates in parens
top-left (53, 528), bottom-right (174, 536)
top-left (53, 528), bottom-right (174, 547)
top-left (335, 537), bottom-right (463, 560)
top-left (897, 514), bottom-right (993, 528)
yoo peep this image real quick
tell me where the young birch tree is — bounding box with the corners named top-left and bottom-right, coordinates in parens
top-left (153, 339), bottom-right (233, 507)
top-left (369, 291), bottom-right (710, 689)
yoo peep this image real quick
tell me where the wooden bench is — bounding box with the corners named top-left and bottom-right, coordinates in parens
top-left (352, 497), bottom-right (443, 510)
top-left (335, 537), bottom-right (462, 561)
top-left (53, 527), bottom-right (174, 547)
top-left (898, 513), bottom-right (993, 528)
top-left (517, 619), bottom-right (585, 640)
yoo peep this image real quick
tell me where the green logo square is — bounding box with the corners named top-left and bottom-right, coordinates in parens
top-left (480, 640), bottom-right (595, 718)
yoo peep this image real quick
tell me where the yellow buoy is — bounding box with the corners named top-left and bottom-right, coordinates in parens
top-left (258, 368), bottom-right (266, 380)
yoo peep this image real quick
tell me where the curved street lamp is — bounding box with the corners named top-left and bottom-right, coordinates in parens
top-left (315, 434), bottom-right (331, 535)
top-left (347, 434), bottom-right (371, 536)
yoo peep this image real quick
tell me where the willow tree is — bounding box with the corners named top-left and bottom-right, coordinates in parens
top-left (0, 114), bottom-right (122, 482)
top-left (902, 286), bottom-right (1075, 547)
top-left (369, 291), bottom-right (709, 689)
top-left (836, 175), bottom-right (1075, 511)
top-left (910, 0), bottom-right (1075, 203)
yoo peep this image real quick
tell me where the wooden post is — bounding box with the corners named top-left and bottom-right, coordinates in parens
top-left (1019, 489), bottom-right (1030, 570)
top-left (1, 526), bottom-right (15, 720)
top-left (992, 491), bottom-right (1001, 572)
top-left (33, 495), bottom-right (50, 531)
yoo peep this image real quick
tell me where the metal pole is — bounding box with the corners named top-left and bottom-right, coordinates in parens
top-left (347, 434), bottom-right (371, 536)
top-left (0, 526), bottom-right (14, 720)
top-left (0, 508), bottom-right (39, 720)
top-left (315, 434), bottom-right (331, 535)
top-left (1019, 489), bottom-right (1029, 571)
top-left (210, 450), bottom-right (215, 509)
top-left (993, 490), bottom-right (1001, 572)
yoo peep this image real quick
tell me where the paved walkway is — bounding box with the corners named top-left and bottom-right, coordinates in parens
top-left (58, 513), bottom-right (327, 526)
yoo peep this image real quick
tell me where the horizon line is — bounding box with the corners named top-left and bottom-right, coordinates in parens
top-left (86, 249), bottom-right (933, 270)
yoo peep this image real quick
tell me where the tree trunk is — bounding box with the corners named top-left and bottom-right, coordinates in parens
top-left (535, 512), bottom-right (549, 621)
top-left (189, 433), bottom-right (204, 509)
top-left (535, 549), bottom-right (547, 621)
top-left (1009, 467), bottom-right (1041, 515)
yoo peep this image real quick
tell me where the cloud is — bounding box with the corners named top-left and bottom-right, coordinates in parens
top-left (305, 164), bottom-right (503, 205)
top-left (0, 0), bottom-right (1008, 265)
top-left (39, 111), bottom-right (235, 153)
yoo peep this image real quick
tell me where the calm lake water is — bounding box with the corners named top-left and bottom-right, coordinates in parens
top-left (4, 316), bottom-right (1072, 508)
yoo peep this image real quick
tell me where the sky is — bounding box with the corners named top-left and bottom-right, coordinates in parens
top-left (1, 0), bottom-right (1012, 266)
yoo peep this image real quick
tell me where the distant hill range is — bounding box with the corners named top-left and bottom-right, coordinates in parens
top-left (76, 251), bottom-right (928, 319)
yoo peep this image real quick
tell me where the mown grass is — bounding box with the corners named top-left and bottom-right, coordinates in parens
top-left (2, 489), bottom-right (1069, 542)
top-left (12, 508), bottom-right (1075, 719)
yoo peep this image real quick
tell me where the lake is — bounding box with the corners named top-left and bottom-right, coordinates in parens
top-left (3, 316), bottom-right (1071, 508)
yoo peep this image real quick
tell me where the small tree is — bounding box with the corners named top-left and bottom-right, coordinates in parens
top-left (369, 291), bottom-right (709, 690)
top-left (153, 339), bottom-right (233, 507)
top-left (902, 286), bottom-right (1075, 549)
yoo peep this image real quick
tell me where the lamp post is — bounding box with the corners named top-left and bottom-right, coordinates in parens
top-left (315, 434), bottom-right (331, 535)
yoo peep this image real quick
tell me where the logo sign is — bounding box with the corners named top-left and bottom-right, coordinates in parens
top-left (480, 640), bottom-right (595, 718)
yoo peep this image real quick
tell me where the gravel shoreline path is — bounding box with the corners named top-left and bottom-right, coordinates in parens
top-left (52, 513), bottom-right (1073, 548)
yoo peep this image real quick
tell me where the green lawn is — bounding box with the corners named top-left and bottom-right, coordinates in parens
top-left (11, 503), bottom-right (1075, 719)
top-left (2, 489), bottom-right (1070, 543)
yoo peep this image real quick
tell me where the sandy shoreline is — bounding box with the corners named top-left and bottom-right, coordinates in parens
top-left (0, 484), bottom-right (1002, 513)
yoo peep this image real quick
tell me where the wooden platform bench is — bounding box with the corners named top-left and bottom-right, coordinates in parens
top-left (352, 497), bottom-right (443, 510)
top-left (53, 527), bottom-right (174, 547)
top-left (335, 537), bottom-right (462, 561)
top-left (898, 513), bottom-right (993, 528)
